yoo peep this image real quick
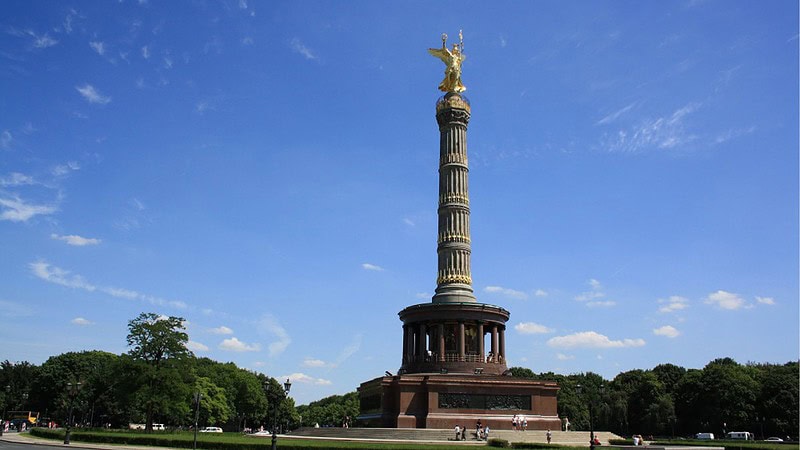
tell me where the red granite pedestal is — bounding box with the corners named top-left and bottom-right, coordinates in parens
top-left (358, 373), bottom-right (561, 431)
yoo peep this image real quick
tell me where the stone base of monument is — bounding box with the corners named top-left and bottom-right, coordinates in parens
top-left (358, 373), bottom-right (561, 430)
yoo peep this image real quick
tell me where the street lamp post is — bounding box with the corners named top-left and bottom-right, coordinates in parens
top-left (269, 379), bottom-right (291, 450)
top-left (63, 382), bottom-right (82, 445)
top-left (576, 384), bottom-right (604, 450)
top-left (0, 385), bottom-right (10, 436)
top-left (192, 392), bottom-right (202, 450)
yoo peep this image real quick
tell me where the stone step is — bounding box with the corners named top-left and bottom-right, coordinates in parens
top-left (287, 427), bottom-right (622, 444)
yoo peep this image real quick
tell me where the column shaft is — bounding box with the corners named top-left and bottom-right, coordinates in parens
top-left (458, 321), bottom-right (466, 361)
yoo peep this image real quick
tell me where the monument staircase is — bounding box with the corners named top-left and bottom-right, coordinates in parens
top-left (285, 427), bottom-right (622, 445)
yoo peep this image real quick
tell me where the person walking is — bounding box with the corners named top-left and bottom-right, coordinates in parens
top-left (547, 428), bottom-right (552, 444)
top-left (512, 414), bottom-right (518, 431)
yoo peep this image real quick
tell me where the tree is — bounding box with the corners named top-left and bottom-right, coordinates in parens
top-left (126, 312), bottom-right (193, 432)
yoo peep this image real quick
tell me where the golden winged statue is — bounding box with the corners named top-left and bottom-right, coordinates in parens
top-left (428, 31), bottom-right (466, 93)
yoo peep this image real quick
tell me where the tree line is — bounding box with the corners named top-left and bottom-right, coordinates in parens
top-left (510, 359), bottom-right (798, 439)
top-left (0, 313), bottom-right (299, 432)
top-left (1, 312), bottom-right (796, 439)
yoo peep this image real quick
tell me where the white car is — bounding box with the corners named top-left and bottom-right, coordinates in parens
top-left (199, 427), bottom-right (223, 433)
top-left (765, 437), bottom-right (784, 442)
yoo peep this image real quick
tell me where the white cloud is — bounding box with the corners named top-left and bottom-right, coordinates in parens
top-left (575, 278), bottom-right (606, 302)
top-left (597, 102), bottom-right (637, 125)
top-left (587, 300), bottom-right (616, 308)
top-left (0, 172), bottom-right (35, 186)
top-left (302, 358), bottom-right (328, 368)
top-left (30, 261), bottom-right (96, 291)
top-left (514, 322), bottom-right (554, 334)
top-left (403, 217), bottom-right (415, 226)
top-left (0, 195), bottom-right (57, 222)
top-left (89, 41), bottom-right (106, 55)
top-left (32, 31), bottom-right (58, 48)
top-left (187, 340), bottom-right (210, 352)
top-left (484, 285), bottom-right (528, 300)
top-left (362, 263), bottom-right (384, 271)
top-left (71, 317), bottom-right (93, 326)
top-left (258, 314), bottom-right (291, 357)
top-left (658, 295), bottom-right (689, 313)
top-left (534, 289), bottom-right (548, 297)
top-left (290, 38), bottom-right (317, 60)
top-left (239, 0), bottom-right (248, 9)
top-left (333, 334), bottom-right (362, 366)
top-left (51, 233), bottom-right (101, 246)
top-left (556, 353), bottom-right (574, 361)
top-left (1, 130), bottom-right (11, 148)
top-left (602, 103), bottom-right (700, 153)
top-left (415, 292), bottom-right (430, 299)
top-left (547, 331), bottom-right (646, 349)
top-left (705, 290), bottom-right (747, 310)
top-left (209, 325), bottom-right (234, 335)
top-left (242, 37), bottom-right (254, 45)
top-left (141, 46), bottom-right (150, 59)
top-left (653, 325), bottom-right (680, 338)
top-left (281, 372), bottom-right (332, 386)
top-left (29, 260), bottom-right (186, 309)
top-left (52, 161), bottom-right (80, 176)
top-left (76, 84), bottom-right (111, 104)
top-left (756, 296), bottom-right (775, 306)
top-left (219, 337), bottom-right (260, 352)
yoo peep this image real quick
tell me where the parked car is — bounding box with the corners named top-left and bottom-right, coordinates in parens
top-left (199, 427), bottom-right (223, 433)
top-left (765, 437), bottom-right (784, 442)
top-left (695, 433), bottom-right (715, 440)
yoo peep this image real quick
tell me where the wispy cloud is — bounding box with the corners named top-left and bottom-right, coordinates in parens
top-left (653, 325), bottom-right (680, 338)
top-left (76, 84), bottom-right (111, 104)
top-left (362, 263), bottom-right (384, 271)
top-left (1, 130), bottom-right (12, 148)
top-left (71, 317), bottom-right (94, 326)
top-left (258, 314), bottom-right (291, 357)
top-left (556, 353), bottom-right (574, 361)
top-left (141, 45), bottom-right (150, 59)
top-left (302, 358), bottom-right (328, 368)
top-left (89, 41), bottom-right (106, 55)
top-left (756, 296), bottom-right (775, 306)
top-left (601, 103), bottom-right (700, 153)
top-left (32, 32), bottom-right (58, 48)
top-left (0, 195), bottom-right (57, 222)
top-left (534, 289), bottom-right (548, 297)
top-left (596, 102), bottom-right (637, 125)
top-left (658, 295), bottom-right (689, 313)
top-left (0, 172), bottom-right (35, 186)
top-left (547, 331), bottom-right (645, 349)
top-left (714, 126), bottom-right (756, 145)
top-left (574, 279), bottom-right (615, 307)
top-left (514, 322), bottom-right (554, 334)
top-left (705, 290), bottom-right (748, 310)
top-left (484, 285), bottom-right (528, 300)
top-left (209, 325), bottom-right (234, 335)
top-left (51, 233), bottom-right (101, 246)
top-left (219, 337), bottom-right (260, 352)
top-left (290, 38), bottom-right (317, 60)
top-left (29, 260), bottom-right (187, 309)
top-left (281, 372), bottom-right (332, 386)
top-left (187, 340), bottom-right (209, 352)
top-left (52, 161), bottom-right (80, 176)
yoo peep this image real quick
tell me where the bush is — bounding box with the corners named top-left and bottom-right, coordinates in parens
top-left (488, 438), bottom-right (511, 448)
top-left (609, 439), bottom-right (635, 445)
top-left (510, 443), bottom-right (563, 449)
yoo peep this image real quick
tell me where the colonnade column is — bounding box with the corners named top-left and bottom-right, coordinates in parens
top-left (499, 326), bottom-right (505, 362)
top-left (458, 321), bottom-right (465, 361)
top-left (402, 325), bottom-right (409, 363)
top-left (438, 323), bottom-right (445, 362)
top-left (491, 324), bottom-right (498, 361)
top-left (477, 322), bottom-right (484, 360)
top-left (418, 323), bottom-right (427, 359)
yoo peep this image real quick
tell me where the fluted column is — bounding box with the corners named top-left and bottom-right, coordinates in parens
top-left (438, 323), bottom-right (446, 361)
top-left (491, 324), bottom-right (498, 361)
top-left (477, 322), bottom-right (485, 360)
top-left (458, 321), bottom-right (465, 361)
top-left (499, 327), bottom-right (506, 362)
top-left (418, 323), bottom-right (427, 359)
top-left (433, 94), bottom-right (476, 304)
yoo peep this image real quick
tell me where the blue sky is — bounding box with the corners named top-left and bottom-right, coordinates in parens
top-left (1, 1), bottom-right (797, 406)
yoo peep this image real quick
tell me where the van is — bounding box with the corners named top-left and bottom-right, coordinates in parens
top-left (153, 424), bottom-right (166, 431)
top-left (727, 432), bottom-right (752, 440)
top-left (695, 433), bottom-right (715, 440)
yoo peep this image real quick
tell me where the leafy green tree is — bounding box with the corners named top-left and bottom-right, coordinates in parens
top-left (755, 361), bottom-right (799, 438)
top-left (126, 312), bottom-right (193, 432)
top-left (194, 377), bottom-right (231, 426)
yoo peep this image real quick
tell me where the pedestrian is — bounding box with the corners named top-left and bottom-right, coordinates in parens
top-left (633, 434), bottom-right (640, 446)
top-left (476, 419), bottom-right (482, 439)
top-left (484, 425), bottom-right (490, 441)
top-left (522, 415), bottom-right (528, 431)
top-left (512, 414), bottom-right (518, 431)
top-left (547, 428), bottom-right (552, 444)
top-left (461, 425), bottom-right (467, 440)
top-left (454, 425), bottom-right (461, 441)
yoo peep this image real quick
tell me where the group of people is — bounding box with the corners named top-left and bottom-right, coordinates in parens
top-left (453, 420), bottom-right (490, 441)
top-left (511, 414), bottom-right (528, 431)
